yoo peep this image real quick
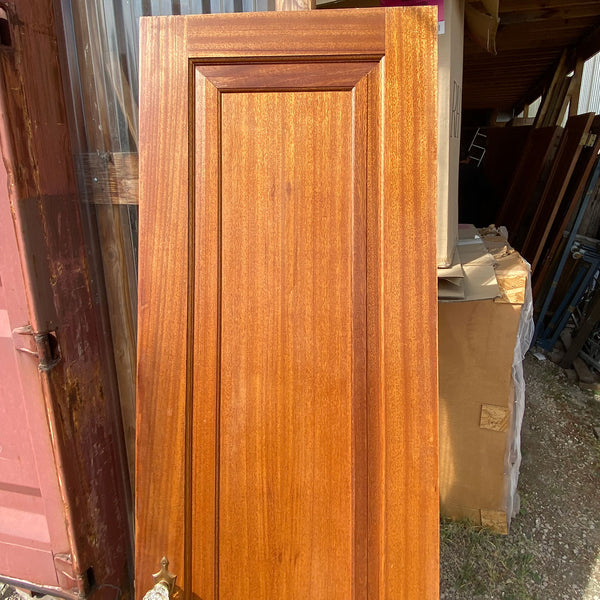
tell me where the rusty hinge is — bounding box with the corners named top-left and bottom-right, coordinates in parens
top-left (13, 324), bottom-right (61, 372)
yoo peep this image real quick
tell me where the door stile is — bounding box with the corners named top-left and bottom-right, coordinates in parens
top-left (137, 15), bottom-right (190, 597)
top-left (380, 9), bottom-right (439, 599)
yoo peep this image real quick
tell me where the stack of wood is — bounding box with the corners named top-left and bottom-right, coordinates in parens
top-left (490, 113), bottom-right (600, 298)
top-left (474, 49), bottom-right (600, 313)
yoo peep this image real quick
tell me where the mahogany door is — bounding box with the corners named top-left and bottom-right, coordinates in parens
top-left (137, 8), bottom-right (439, 599)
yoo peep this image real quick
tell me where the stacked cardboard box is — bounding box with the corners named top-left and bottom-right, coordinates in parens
top-left (439, 226), bottom-right (533, 534)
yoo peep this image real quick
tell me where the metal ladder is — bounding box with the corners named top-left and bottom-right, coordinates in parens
top-left (467, 127), bottom-right (487, 166)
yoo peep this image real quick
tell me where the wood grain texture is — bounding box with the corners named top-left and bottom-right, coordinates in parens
top-left (79, 152), bottom-right (139, 205)
top-left (136, 15), bottom-right (189, 598)
top-left (138, 8), bottom-right (439, 599)
top-left (190, 66), bottom-right (220, 600)
top-left (379, 8), bottom-right (439, 598)
top-left (219, 90), bottom-right (355, 598)
top-left (96, 204), bottom-right (137, 483)
top-left (70, 0), bottom-right (139, 495)
top-left (184, 10), bottom-right (385, 58)
top-left (200, 61), bottom-right (380, 90)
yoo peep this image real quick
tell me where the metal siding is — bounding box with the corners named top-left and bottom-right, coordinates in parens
top-left (579, 52), bottom-right (600, 115)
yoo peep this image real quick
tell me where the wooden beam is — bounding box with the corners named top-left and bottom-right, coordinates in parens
top-left (566, 57), bottom-right (585, 118)
top-left (533, 49), bottom-right (572, 127)
top-left (498, 16), bottom-right (600, 36)
top-left (501, 6), bottom-right (600, 25)
top-left (501, 0), bottom-right (600, 11)
top-left (69, 0), bottom-right (138, 492)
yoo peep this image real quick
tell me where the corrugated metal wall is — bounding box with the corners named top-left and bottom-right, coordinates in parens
top-left (578, 51), bottom-right (600, 115)
top-left (139, 0), bottom-right (273, 16)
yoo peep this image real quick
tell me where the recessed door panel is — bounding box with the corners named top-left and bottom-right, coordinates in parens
top-left (218, 90), bottom-right (358, 597)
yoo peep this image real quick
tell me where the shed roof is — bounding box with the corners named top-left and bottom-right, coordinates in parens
top-left (464, 0), bottom-right (600, 113)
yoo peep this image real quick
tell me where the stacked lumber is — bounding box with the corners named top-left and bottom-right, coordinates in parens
top-left (482, 107), bottom-right (600, 374)
top-left (483, 114), bottom-right (600, 311)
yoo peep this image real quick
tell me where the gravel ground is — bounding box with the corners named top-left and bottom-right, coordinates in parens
top-left (441, 352), bottom-right (600, 599)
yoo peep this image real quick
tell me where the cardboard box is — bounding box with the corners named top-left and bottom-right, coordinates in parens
top-left (437, 0), bottom-right (464, 267)
top-left (439, 229), bottom-right (532, 533)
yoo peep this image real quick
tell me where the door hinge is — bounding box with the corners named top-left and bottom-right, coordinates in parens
top-left (54, 553), bottom-right (95, 598)
top-left (580, 132), bottom-right (597, 148)
top-left (13, 324), bottom-right (61, 372)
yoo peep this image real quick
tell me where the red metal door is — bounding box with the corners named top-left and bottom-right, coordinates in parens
top-left (0, 2), bottom-right (132, 598)
top-left (0, 153), bottom-right (72, 593)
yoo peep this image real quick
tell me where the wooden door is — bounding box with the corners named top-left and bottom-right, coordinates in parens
top-left (137, 8), bottom-right (438, 599)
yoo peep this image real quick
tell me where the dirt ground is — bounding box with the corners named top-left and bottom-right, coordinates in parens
top-left (441, 352), bottom-right (600, 600)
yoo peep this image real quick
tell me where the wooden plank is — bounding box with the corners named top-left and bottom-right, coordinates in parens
top-left (533, 119), bottom-right (600, 294)
top-left (522, 113), bottom-right (594, 268)
top-left (501, 5), bottom-right (600, 24)
top-left (500, 0), bottom-right (600, 11)
top-left (496, 15), bottom-right (598, 35)
top-left (96, 204), bottom-right (138, 487)
top-left (79, 152), bottom-right (139, 205)
top-left (556, 59), bottom-right (584, 125)
top-left (567, 58), bottom-right (584, 118)
top-left (69, 0), bottom-right (139, 493)
top-left (534, 50), bottom-right (569, 128)
top-left (137, 14), bottom-right (189, 598)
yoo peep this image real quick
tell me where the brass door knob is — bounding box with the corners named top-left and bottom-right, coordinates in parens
top-left (142, 557), bottom-right (177, 600)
